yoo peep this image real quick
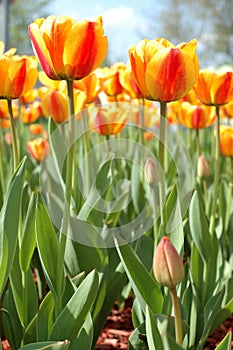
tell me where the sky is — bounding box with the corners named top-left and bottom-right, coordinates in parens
top-left (48, 0), bottom-right (155, 64)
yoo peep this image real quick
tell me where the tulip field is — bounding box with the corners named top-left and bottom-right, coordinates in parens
top-left (0, 14), bottom-right (233, 350)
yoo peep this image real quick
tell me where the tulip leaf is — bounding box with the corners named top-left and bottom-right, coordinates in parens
top-left (19, 341), bottom-right (70, 350)
top-left (49, 269), bottom-right (98, 341)
top-left (215, 332), bottom-right (232, 350)
top-left (10, 245), bottom-right (38, 327)
top-left (20, 192), bottom-right (37, 271)
top-left (115, 237), bottom-right (163, 314)
top-left (36, 196), bottom-right (59, 301)
top-left (189, 190), bottom-right (211, 262)
top-left (145, 305), bottom-right (163, 350)
top-left (68, 313), bottom-right (93, 350)
top-left (0, 157), bottom-right (26, 297)
top-left (37, 292), bottom-right (55, 341)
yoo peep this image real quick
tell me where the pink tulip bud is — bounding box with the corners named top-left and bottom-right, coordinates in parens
top-left (153, 236), bottom-right (184, 288)
top-left (197, 155), bottom-right (210, 178)
top-left (144, 157), bottom-right (159, 186)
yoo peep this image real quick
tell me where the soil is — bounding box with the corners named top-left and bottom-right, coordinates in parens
top-left (1, 298), bottom-right (232, 350)
top-left (95, 297), bottom-right (233, 350)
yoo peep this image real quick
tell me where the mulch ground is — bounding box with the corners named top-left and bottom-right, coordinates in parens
top-left (95, 297), bottom-right (233, 350)
top-left (1, 298), bottom-right (232, 349)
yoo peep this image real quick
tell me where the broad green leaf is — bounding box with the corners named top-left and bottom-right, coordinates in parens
top-left (215, 332), bottom-right (232, 350)
top-left (189, 190), bottom-right (211, 262)
top-left (36, 196), bottom-right (59, 300)
top-left (196, 289), bottom-right (225, 350)
top-left (19, 340), bottom-right (70, 350)
top-left (145, 305), bottom-right (163, 350)
top-left (49, 269), bottom-right (98, 341)
top-left (115, 237), bottom-right (163, 315)
top-left (0, 157), bottom-right (26, 297)
top-left (10, 245), bottom-right (38, 327)
top-left (69, 314), bottom-right (93, 350)
top-left (20, 192), bottom-right (37, 271)
top-left (2, 286), bottom-right (24, 350)
top-left (37, 292), bottom-right (55, 341)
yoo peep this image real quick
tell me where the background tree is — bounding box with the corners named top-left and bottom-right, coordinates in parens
top-left (8, 0), bottom-right (54, 54)
top-left (144, 0), bottom-right (233, 68)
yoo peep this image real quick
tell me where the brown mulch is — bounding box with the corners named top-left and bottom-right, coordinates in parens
top-left (1, 298), bottom-right (233, 349)
top-left (95, 297), bottom-right (233, 350)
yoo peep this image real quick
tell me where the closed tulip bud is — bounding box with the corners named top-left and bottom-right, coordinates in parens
top-left (153, 236), bottom-right (184, 288)
top-left (197, 155), bottom-right (210, 178)
top-left (144, 157), bottom-right (159, 186)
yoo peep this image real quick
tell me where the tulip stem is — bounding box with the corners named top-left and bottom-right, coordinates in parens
top-left (195, 128), bottom-right (201, 157)
top-left (82, 108), bottom-right (91, 195)
top-left (209, 106), bottom-right (220, 236)
top-left (55, 79), bottom-right (75, 316)
top-left (170, 287), bottom-right (183, 347)
top-left (7, 98), bottom-right (19, 171)
top-left (159, 101), bottom-right (167, 232)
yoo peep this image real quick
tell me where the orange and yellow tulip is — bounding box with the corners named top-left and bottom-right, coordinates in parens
top-left (219, 125), bottom-right (233, 157)
top-left (28, 15), bottom-right (108, 81)
top-left (27, 138), bottom-right (50, 161)
top-left (42, 90), bottom-right (69, 123)
top-left (89, 104), bottom-right (128, 136)
top-left (0, 54), bottom-right (38, 100)
top-left (194, 70), bottom-right (233, 106)
top-left (179, 101), bottom-right (215, 129)
top-left (129, 38), bottom-right (199, 102)
top-left (29, 123), bottom-right (44, 135)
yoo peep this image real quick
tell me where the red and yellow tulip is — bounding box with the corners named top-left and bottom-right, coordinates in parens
top-left (28, 15), bottom-right (108, 81)
top-left (0, 54), bottom-right (38, 100)
top-left (194, 70), bottom-right (233, 106)
top-left (129, 38), bottom-right (199, 102)
top-left (27, 138), bottom-right (50, 162)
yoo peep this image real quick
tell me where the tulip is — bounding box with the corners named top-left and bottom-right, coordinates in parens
top-left (28, 15), bottom-right (108, 81)
top-left (129, 38), bottom-right (199, 102)
top-left (153, 236), bottom-right (184, 288)
top-left (194, 70), bottom-right (233, 106)
top-left (74, 72), bottom-right (101, 104)
top-left (179, 101), bottom-right (215, 129)
top-left (197, 155), bottom-right (210, 178)
top-left (153, 236), bottom-right (184, 345)
top-left (27, 138), bottom-right (50, 162)
top-left (29, 124), bottom-right (44, 135)
top-left (144, 157), bottom-right (159, 186)
top-left (0, 54), bottom-right (38, 100)
top-left (42, 90), bottom-right (69, 123)
top-left (220, 126), bottom-right (233, 157)
top-left (90, 104), bottom-right (127, 136)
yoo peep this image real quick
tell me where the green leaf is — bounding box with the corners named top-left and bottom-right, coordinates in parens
top-left (145, 305), bottom-right (163, 350)
top-left (19, 341), bottom-right (70, 350)
top-left (20, 192), bottom-right (37, 271)
top-left (37, 292), bottom-right (55, 341)
top-left (0, 157), bottom-right (26, 297)
top-left (69, 314), bottom-right (93, 350)
top-left (215, 332), bottom-right (232, 350)
top-left (10, 245), bottom-right (38, 327)
top-left (36, 196), bottom-right (59, 300)
top-left (115, 237), bottom-right (163, 315)
top-left (49, 269), bottom-right (98, 341)
top-left (189, 191), bottom-right (211, 262)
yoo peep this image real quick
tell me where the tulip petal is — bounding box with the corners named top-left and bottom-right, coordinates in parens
top-left (146, 48), bottom-right (196, 102)
top-left (29, 22), bottom-right (58, 80)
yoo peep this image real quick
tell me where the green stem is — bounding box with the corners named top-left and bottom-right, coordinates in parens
top-left (159, 102), bottom-right (167, 232)
top-left (55, 79), bottom-right (75, 316)
top-left (195, 128), bottom-right (201, 157)
top-left (209, 106), bottom-right (221, 236)
top-left (170, 287), bottom-right (183, 347)
top-left (140, 97), bottom-right (145, 146)
top-left (0, 127), bottom-right (6, 194)
top-left (82, 108), bottom-right (91, 195)
top-left (151, 187), bottom-right (159, 244)
top-left (7, 98), bottom-right (19, 171)
top-left (225, 157), bottom-right (233, 230)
